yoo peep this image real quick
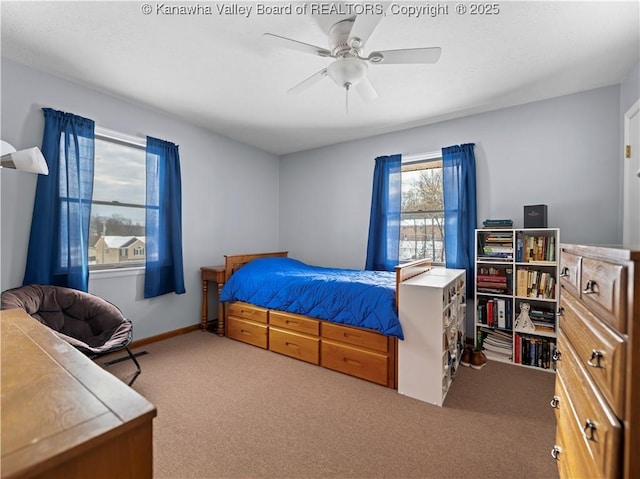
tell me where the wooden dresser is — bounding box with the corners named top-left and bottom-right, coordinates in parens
top-left (1, 308), bottom-right (157, 479)
top-left (553, 244), bottom-right (639, 478)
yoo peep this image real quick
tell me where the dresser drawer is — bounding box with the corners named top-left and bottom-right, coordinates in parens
top-left (560, 293), bottom-right (626, 417)
top-left (322, 322), bottom-right (388, 353)
top-left (580, 257), bottom-right (627, 333)
top-left (269, 311), bottom-right (320, 336)
top-left (227, 316), bottom-right (268, 349)
top-left (269, 327), bottom-right (319, 364)
top-left (554, 374), bottom-right (601, 479)
top-left (556, 330), bottom-right (622, 479)
top-left (226, 302), bottom-right (268, 324)
top-left (559, 249), bottom-right (582, 298)
top-left (321, 339), bottom-right (390, 386)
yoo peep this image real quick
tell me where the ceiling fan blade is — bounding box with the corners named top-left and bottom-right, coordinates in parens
top-left (356, 75), bottom-right (378, 102)
top-left (263, 33), bottom-right (332, 57)
top-left (347, 14), bottom-right (384, 49)
top-left (287, 68), bottom-right (328, 94)
top-left (368, 47), bottom-right (442, 65)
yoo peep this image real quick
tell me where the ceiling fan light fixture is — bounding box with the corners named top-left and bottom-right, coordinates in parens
top-left (327, 58), bottom-right (368, 88)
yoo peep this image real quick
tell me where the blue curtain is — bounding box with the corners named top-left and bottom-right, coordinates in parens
top-left (442, 143), bottom-right (477, 298)
top-left (365, 154), bottom-right (402, 271)
top-left (144, 136), bottom-right (186, 298)
top-left (23, 108), bottom-right (95, 291)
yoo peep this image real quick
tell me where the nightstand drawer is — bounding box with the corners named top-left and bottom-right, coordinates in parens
top-left (269, 311), bottom-right (320, 336)
top-left (227, 302), bottom-right (268, 324)
top-left (227, 316), bottom-right (268, 349)
top-left (269, 327), bottom-right (319, 364)
top-left (560, 293), bottom-right (626, 417)
top-left (580, 257), bottom-right (627, 333)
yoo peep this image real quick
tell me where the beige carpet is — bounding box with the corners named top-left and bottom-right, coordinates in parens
top-left (105, 331), bottom-right (559, 479)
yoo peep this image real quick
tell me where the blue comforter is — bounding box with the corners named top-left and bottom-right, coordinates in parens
top-left (220, 257), bottom-right (403, 339)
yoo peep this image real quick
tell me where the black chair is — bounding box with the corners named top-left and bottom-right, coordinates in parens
top-left (1, 284), bottom-right (141, 386)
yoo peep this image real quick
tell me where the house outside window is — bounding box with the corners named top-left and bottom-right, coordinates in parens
top-left (400, 153), bottom-right (445, 264)
top-left (89, 129), bottom-right (146, 269)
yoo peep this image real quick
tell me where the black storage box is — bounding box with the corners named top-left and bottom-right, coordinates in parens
top-left (524, 205), bottom-right (548, 228)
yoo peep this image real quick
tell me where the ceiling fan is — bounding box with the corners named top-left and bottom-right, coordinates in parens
top-left (264, 14), bottom-right (441, 107)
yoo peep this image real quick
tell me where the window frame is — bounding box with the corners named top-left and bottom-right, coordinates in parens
top-left (400, 150), bottom-right (445, 266)
top-left (90, 127), bottom-right (147, 272)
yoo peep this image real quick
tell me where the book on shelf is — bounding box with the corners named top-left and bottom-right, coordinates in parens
top-left (516, 269), bottom-right (556, 299)
top-left (482, 219), bottom-right (513, 229)
top-left (518, 234), bottom-right (556, 263)
top-left (515, 334), bottom-right (556, 370)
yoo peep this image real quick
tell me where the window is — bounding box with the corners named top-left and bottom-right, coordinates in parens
top-left (90, 129), bottom-right (146, 269)
top-left (400, 153), bottom-right (445, 264)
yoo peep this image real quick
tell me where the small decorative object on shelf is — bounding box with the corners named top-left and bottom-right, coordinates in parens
top-left (523, 205), bottom-right (548, 228)
top-left (474, 227), bottom-right (559, 372)
top-left (514, 302), bottom-right (535, 333)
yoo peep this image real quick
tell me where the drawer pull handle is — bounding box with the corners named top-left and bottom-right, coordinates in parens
top-left (559, 267), bottom-right (570, 278)
top-left (285, 319), bottom-right (298, 325)
top-left (582, 280), bottom-right (597, 294)
top-left (549, 396), bottom-right (560, 409)
top-left (587, 350), bottom-right (604, 368)
top-left (285, 341), bottom-right (299, 348)
top-left (552, 349), bottom-right (561, 362)
top-left (583, 419), bottom-right (597, 441)
top-left (344, 357), bottom-right (361, 366)
top-left (551, 445), bottom-right (561, 460)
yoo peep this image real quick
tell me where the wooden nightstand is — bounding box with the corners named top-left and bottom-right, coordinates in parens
top-left (200, 265), bottom-right (226, 336)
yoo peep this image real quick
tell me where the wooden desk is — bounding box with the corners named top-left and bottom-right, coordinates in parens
top-left (1, 308), bottom-right (157, 479)
top-left (200, 265), bottom-right (226, 335)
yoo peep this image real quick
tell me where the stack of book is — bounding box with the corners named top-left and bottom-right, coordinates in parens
top-left (476, 267), bottom-right (512, 295)
top-left (480, 329), bottom-right (513, 361)
top-left (482, 219), bottom-right (513, 229)
top-left (478, 231), bottom-right (514, 261)
top-left (528, 307), bottom-right (556, 333)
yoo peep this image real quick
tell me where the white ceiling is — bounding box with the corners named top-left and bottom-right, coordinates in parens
top-left (1, 1), bottom-right (638, 155)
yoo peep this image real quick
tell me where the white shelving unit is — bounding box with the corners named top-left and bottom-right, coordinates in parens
top-left (474, 228), bottom-right (560, 371)
top-left (398, 267), bottom-right (466, 406)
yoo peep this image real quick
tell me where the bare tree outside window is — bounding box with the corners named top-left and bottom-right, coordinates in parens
top-left (400, 159), bottom-right (445, 264)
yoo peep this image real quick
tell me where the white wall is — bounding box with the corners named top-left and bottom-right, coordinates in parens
top-left (279, 85), bottom-right (622, 270)
top-left (1, 59), bottom-right (280, 340)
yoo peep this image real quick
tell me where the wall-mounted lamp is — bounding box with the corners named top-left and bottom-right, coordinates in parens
top-left (1, 140), bottom-right (49, 175)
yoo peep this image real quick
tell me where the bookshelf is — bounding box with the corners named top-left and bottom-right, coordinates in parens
top-left (398, 268), bottom-right (466, 406)
top-left (474, 228), bottom-right (560, 372)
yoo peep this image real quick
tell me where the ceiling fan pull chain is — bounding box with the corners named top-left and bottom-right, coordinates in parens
top-left (345, 83), bottom-right (350, 115)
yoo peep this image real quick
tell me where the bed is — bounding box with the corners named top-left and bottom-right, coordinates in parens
top-left (220, 252), bottom-right (432, 388)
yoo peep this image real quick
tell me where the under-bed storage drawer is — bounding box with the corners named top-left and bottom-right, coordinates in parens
top-left (321, 339), bottom-right (390, 386)
top-left (270, 311), bottom-right (320, 336)
top-left (227, 317), bottom-right (268, 349)
top-left (269, 327), bottom-right (319, 364)
top-left (227, 302), bottom-right (268, 323)
top-left (321, 322), bottom-right (389, 353)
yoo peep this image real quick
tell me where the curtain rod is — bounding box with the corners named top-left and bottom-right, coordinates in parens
top-left (402, 150), bottom-right (441, 163)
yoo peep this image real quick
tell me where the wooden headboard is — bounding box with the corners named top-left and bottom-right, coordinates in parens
top-left (223, 251), bottom-right (288, 282)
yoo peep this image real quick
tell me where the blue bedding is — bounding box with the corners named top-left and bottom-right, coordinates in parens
top-left (220, 257), bottom-right (403, 339)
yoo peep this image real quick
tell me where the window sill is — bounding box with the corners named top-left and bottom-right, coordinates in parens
top-left (89, 266), bottom-right (144, 280)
